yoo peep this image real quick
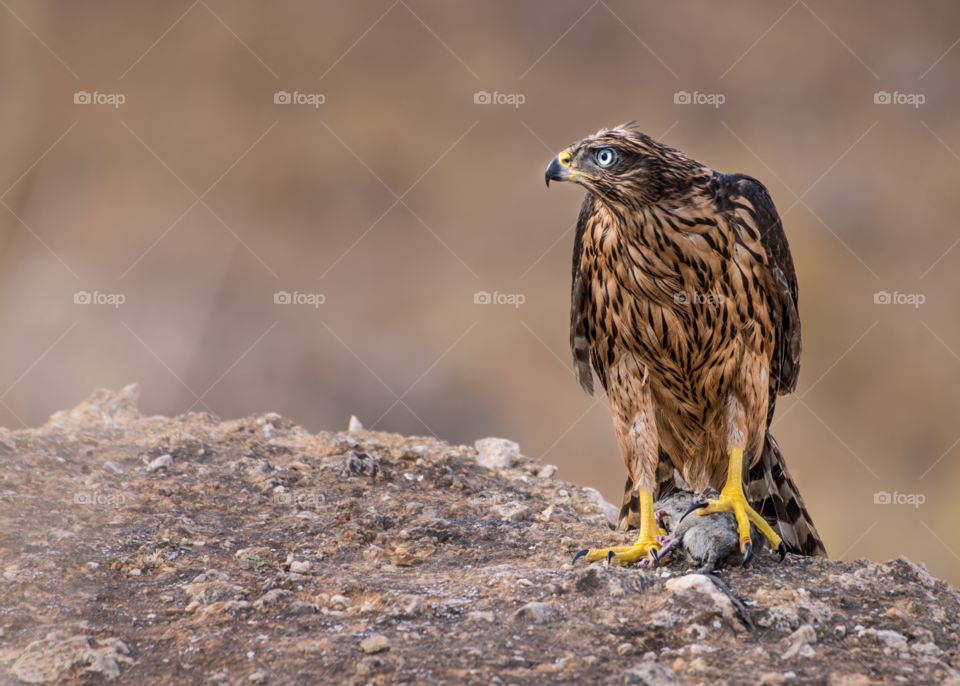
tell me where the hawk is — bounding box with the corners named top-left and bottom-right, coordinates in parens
top-left (545, 123), bottom-right (827, 565)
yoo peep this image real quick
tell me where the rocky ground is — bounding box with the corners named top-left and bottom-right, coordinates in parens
top-left (0, 386), bottom-right (959, 685)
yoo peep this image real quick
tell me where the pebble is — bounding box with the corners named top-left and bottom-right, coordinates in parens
top-left (512, 602), bottom-right (558, 623)
top-left (617, 643), bottom-right (635, 656)
top-left (103, 461), bottom-right (124, 475)
top-left (474, 438), bottom-right (520, 469)
top-left (247, 671), bottom-right (270, 684)
top-left (537, 464), bottom-right (558, 478)
top-left (185, 601), bottom-right (202, 614)
top-left (466, 611), bottom-right (495, 623)
top-left (360, 635), bottom-right (390, 653)
top-left (329, 594), bottom-right (351, 610)
top-left (289, 561), bottom-right (311, 574)
top-left (146, 454), bottom-right (172, 473)
top-left (348, 415), bottom-right (364, 433)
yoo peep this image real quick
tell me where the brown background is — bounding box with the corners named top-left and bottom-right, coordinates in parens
top-left (1, 1), bottom-right (959, 585)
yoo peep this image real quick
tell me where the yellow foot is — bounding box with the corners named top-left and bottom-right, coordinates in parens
top-left (572, 491), bottom-right (663, 567)
top-left (681, 446), bottom-right (787, 564)
top-left (572, 532), bottom-right (662, 567)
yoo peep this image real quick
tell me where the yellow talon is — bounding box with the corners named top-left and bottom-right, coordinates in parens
top-left (692, 446), bottom-right (784, 561)
top-left (575, 491), bottom-right (661, 566)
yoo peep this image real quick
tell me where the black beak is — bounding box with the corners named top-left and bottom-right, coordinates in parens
top-left (545, 156), bottom-right (565, 187)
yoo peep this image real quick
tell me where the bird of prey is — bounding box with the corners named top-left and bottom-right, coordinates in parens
top-left (545, 123), bottom-right (826, 566)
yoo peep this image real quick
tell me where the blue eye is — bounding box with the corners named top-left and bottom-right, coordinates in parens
top-left (595, 148), bottom-right (617, 167)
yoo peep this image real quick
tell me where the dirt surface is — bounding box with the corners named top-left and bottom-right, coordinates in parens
top-left (1, 385), bottom-right (959, 685)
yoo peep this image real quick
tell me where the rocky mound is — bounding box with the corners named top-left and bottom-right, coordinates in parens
top-left (0, 386), bottom-right (958, 685)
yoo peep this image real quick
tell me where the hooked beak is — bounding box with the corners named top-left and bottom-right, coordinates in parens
top-left (545, 148), bottom-right (576, 187)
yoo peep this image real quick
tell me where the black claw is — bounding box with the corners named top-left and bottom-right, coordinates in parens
top-left (778, 541), bottom-right (787, 563)
top-left (572, 549), bottom-right (589, 564)
top-left (680, 500), bottom-right (710, 522)
top-left (606, 550), bottom-right (616, 564)
top-left (650, 549), bottom-right (661, 568)
top-left (742, 541), bottom-right (753, 565)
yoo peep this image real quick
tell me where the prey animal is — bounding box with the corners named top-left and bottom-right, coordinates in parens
top-left (545, 123), bottom-right (826, 566)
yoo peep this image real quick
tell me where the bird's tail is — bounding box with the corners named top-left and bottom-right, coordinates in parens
top-left (745, 432), bottom-right (828, 557)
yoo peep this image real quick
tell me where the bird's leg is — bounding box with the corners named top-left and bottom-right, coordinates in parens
top-left (682, 445), bottom-right (785, 563)
top-left (573, 491), bottom-right (661, 566)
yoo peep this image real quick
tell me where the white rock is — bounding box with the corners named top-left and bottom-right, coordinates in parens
top-left (103, 462), bottom-right (124, 475)
top-left (511, 601), bottom-right (558, 623)
top-left (474, 438), bottom-right (520, 469)
top-left (577, 487), bottom-right (620, 527)
top-left (360, 635), bottom-right (390, 653)
top-left (289, 561), bottom-right (311, 574)
top-left (537, 464), bottom-right (558, 478)
top-left (664, 574), bottom-right (736, 621)
top-left (466, 611), bottom-right (495, 623)
top-left (348, 415), bottom-right (364, 433)
top-left (328, 594), bottom-right (351, 610)
top-left (780, 624), bottom-right (816, 660)
top-left (145, 454), bottom-right (172, 472)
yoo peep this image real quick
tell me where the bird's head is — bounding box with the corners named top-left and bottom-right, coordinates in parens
top-left (545, 122), bottom-right (706, 209)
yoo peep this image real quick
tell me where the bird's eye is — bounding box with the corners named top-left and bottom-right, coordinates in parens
top-left (595, 148), bottom-right (617, 167)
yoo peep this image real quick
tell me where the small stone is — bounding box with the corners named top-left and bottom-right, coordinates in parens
top-left (289, 462), bottom-right (311, 471)
top-left (834, 624), bottom-right (846, 638)
top-left (560, 564), bottom-right (574, 572)
top-left (617, 642), bottom-right (635, 656)
top-left (329, 594), bottom-right (351, 611)
top-left (103, 461), bottom-right (124, 475)
top-left (886, 607), bottom-right (903, 620)
top-left (512, 602), bottom-right (558, 623)
top-left (466, 611), bottom-right (495, 623)
top-left (146, 454), bottom-right (172, 472)
top-left (759, 673), bottom-right (786, 685)
top-left (781, 624), bottom-right (816, 660)
top-left (185, 601), bottom-right (202, 614)
top-left (537, 464), bottom-right (558, 478)
top-left (348, 415), bottom-right (363, 433)
top-left (396, 595), bottom-right (424, 618)
top-left (162, 608), bottom-right (184, 617)
top-left (248, 671), bottom-right (270, 684)
top-left (289, 560), bottom-right (311, 574)
top-left (360, 635), bottom-right (390, 653)
top-left (474, 438), bottom-right (520, 469)
top-left (517, 578), bottom-right (533, 587)
top-left (560, 536), bottom-right (576, 549)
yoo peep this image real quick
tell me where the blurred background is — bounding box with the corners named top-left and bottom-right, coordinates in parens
top-left (1, 1), bottom-right (959, 585)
